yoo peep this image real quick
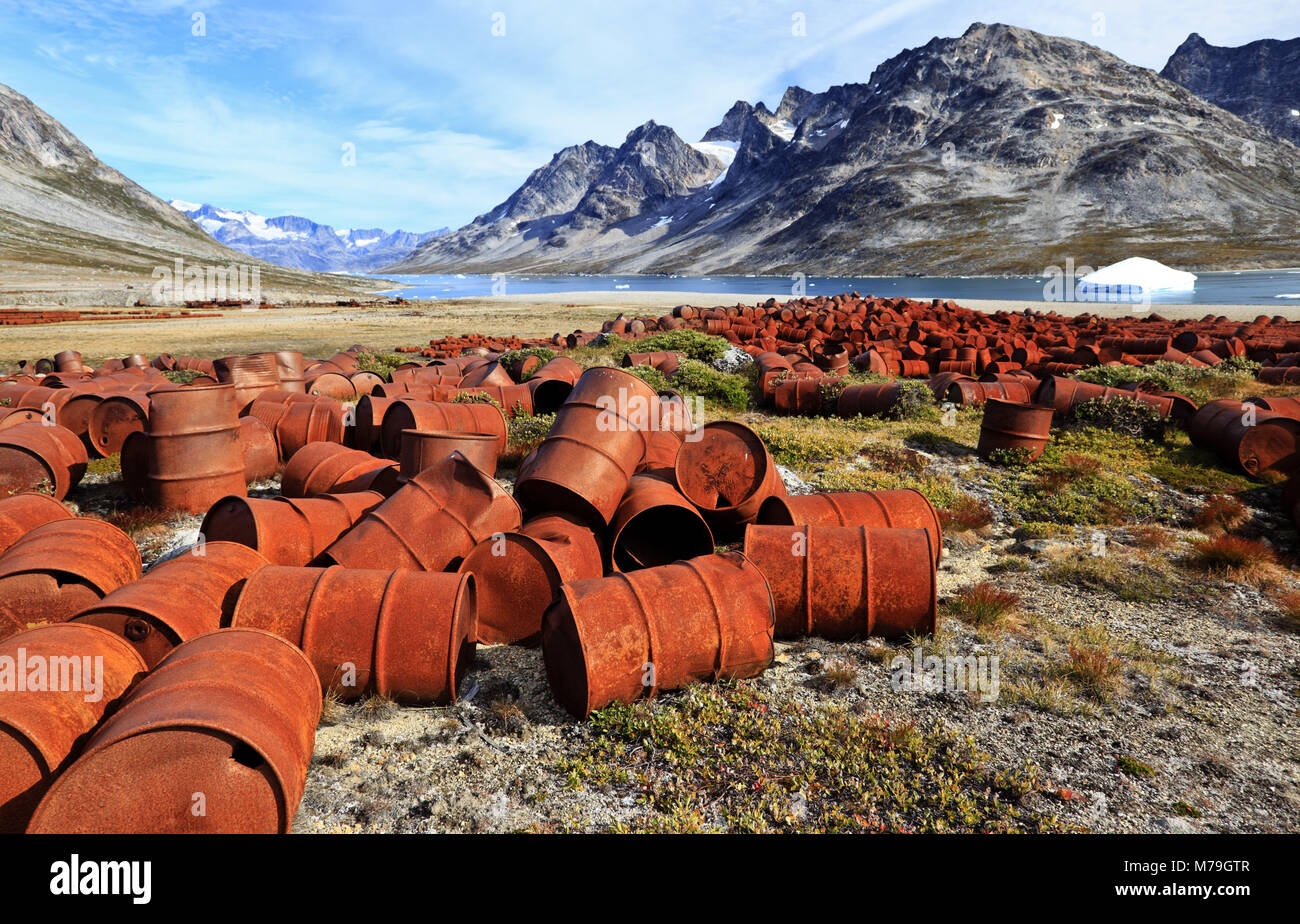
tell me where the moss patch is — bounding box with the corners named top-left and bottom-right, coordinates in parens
top-left (560, 683), bottom-right (1067, 833)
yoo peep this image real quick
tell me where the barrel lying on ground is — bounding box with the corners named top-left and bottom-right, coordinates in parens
top-left (0, 623), bottom-right (146, 832)
top-left (231, 567), bottom-right (476, 703)
top-left (541, 552), bottom-right (774, 718)
top-left (26, 628), bottom-right (320, 834)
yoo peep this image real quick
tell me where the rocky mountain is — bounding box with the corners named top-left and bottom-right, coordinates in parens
top-left (0, 81), bottom-right (376, 303)
top-left (170, 201), bottom-right (446, 273)
top-left (1161, 33), bottom-right (1300, 148)
top-left (391, 23), bottom-right (1300, 276)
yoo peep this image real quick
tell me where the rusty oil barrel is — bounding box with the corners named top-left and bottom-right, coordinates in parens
top-left (457, 512), bottom-right (604, 646)
top-left (0, 624), bottom-right (145, 832)
top-left (87, 390), bottom-right (150, 457)
top-left (71, 542), bottom-right (269, 667)
top-left (140, 384), bottom-right (246, 512)
top-left (514, 367), bottom-right (659, 527)
top-left (379, 400), bottom-right (507, 460)
top-left (608, 474), bottom-right (714, 572)
top-left (239, 416), bottom-right (279, 483)
top-left (280, 442), bottom-right (396, 498)
top-left (743, 524), bottom-right (936, 639)
top-left (0, 518), bottom-right (142, 635)
top-left (0, 421), bottom-right (88, 501)
top-left (673, 420), bottom-right (785, 541)
top-left (0, 494), bottom-right (71, 560)
top-left (200, 492), bottom-right (384, 566)
top-left (26, 627), bottom-right (320, 833)
top-left (400, 429), bottom-right (499, 479)
top-left (1189, 399), bottom-right (1300, 477)
top-left (231, 567), bottom-right (476, 704)
top-left (976, 398), bottom-right (1053, 461)
top-left (757, 488), bottom-right (942, 564)
top-left (320, 451), bottom-right (521, 571)
top-left (541, 551), bottom-right (774, 718)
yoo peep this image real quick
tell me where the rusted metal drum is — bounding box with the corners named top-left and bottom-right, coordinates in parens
top-left (836, 383), bottom-right (902, 417)
top-left (273, 351), bottom-right (307, 393)
top-left (977, 399), bottom-right (1053, 461)
top-left (400, 429), bottom-right (499, 479)
top-left (348, 371), bottom-right (385, 397)
top-left (431, 384), bottom-right (535, 418)
top-left (87, 390), bottom-right (150, 457)
top-left (238, 416), bottom-right (279, 483)
top-left (231, 567), bottom-right (475, 704)
top-left (0, 493), bottom-right (71, 557)
top-left (946, 379), bottom-right (1034, 407)
top-left (1037, 376), bottom-right (1175, 417)
top-left (320, 451), bottom-right (521, 571)
top-left (608, 474), bottom-right (714, 572)
top-left (275, 397), bottom-right (346, 460)
top-left (757, 488), bottom-right (943, 564)
top-left (200, 492), bottom-right (383, 566)
top-left (214, 353), bottom-right (282, 413)
top-left (140, 384), bottom-right (246, 512)
top-left (353, 395), bottom-right (400, 451)
top-left (503, 352), bottom-right (544, 381)
top-left (636, 428), bottom-right (684, 480)
top-left (460, 361), bottom-right (514, 388)
top-left (0, 407), bottom-right (44, 432)
top-left (0, 421), bottom-right (88, 500)
top-left (744, 524), bottom-right (936, 639)
top-left (26, 627), bottom-right (320, 833)
top-left (280, 442), bottom-right (396, 498)
top-left (71, 542), bottom-right (269, 667)
top-left (457, 512), bottom-right (603, 646)
top-left (53, 350), bottom-right (83, 373)
top-left (515, 367), bottom-right (660, 527)
top-left (541, 552), bottom-right (774, 718)
top-left (0, 518), bottom-right (142, 634)
top-left (527, 357), bottom-right (582, 413)
top-left (1189, 399), bottom-right (1300, 477)
top-left (673, 420), bottom-right (785, 541)
top-left (306, 371), bottom-right (357, 401)
top-left (379, 400), bottom-right (507, 460)
top-left (774, 377), bottom-right (830, 415)
top-left (0, 623), bottom-right (145, 832)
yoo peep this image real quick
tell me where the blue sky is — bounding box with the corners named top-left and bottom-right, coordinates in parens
top-left (2, 0), bottom-right (1296, 232)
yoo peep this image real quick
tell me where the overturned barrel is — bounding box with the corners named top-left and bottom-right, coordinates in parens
top-left (320, 451), bottom-right (520, 571)
top-left (0, 624), bottom-right (146, 833)
top-left (743, 524), bottom-right (936, 639)
top-left (71, 542), bottom-right (269, 667)
top-left (26, 628), bottom-right (320, 833)
top-left (457, 513), bottom-right (604, 646)
top-left (757, 489), bottom-right (942, 564)
top-left (231, 567), bottom-right (476, 704)
top-left (608, 474), bottom-right (714, 572)
top-left (976, 398), bottom-right (1053, 461)
top-left (673, 420), bottom-right (785, 541)
top-left (0, 518), bottom-right (142, 635)
top-left (541, 552), bottom-right (774, 718)
top-left (200, 492), bottom-right (384, 566)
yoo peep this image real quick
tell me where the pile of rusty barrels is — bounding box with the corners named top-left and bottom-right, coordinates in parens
top-left (0, 361), bottom-right (946, 833)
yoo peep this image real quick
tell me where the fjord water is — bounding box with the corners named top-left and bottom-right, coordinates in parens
top-left (373, 270), bottom-right (1300, 306)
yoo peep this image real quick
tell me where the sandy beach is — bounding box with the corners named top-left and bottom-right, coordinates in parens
top-left (1, 289), bottom-right (1291, 366)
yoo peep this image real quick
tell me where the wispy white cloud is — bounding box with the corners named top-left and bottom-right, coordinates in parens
top-left (1, 0), bottom-right (1296, 230)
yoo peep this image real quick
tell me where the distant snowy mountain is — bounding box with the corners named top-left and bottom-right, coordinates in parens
top-left (168, 201), bottom-right (446, 272)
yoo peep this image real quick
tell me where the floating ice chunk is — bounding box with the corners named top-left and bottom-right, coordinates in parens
top-left (1079, 257), bottom-right (1197, 293)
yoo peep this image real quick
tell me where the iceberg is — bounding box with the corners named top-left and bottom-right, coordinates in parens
top-left (1078, 257), bottom-right (1197, 294)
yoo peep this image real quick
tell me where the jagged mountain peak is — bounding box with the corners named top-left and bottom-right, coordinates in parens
top-left (1161, 32), bottom-right (1300, 146)
top-left (390, 22), bottom-right (1300, 277)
